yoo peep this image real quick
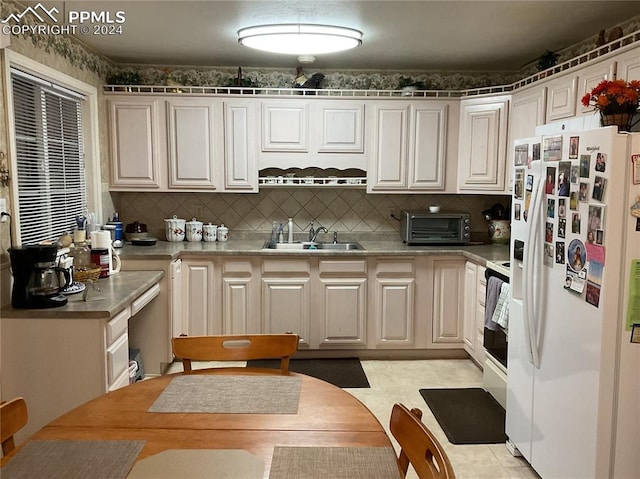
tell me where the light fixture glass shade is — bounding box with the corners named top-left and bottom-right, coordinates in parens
top-left (237, 24), bottom-right (362, 55)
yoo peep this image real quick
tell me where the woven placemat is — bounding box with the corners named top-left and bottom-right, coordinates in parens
top-left (0, 440), bottom-right (145, 479)
top-left (268, 447), bottom-right (401, 479)
top-left (127, 449), bottom-right (264, 478)
top-left (148, 375), bottom-right (302, 414)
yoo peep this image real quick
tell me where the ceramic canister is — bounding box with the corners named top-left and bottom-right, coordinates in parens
top-left (186, 218), bottom-right (203, 242)
top-left (164, 215), bottom-right (186, 242)
top-left (203, 223), bottom-right (217, 242)
top-left (217, 224), bottom-right (228, 242)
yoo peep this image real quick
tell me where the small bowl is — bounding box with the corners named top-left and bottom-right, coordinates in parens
top-left (429, 206), bottom-right (441, 213)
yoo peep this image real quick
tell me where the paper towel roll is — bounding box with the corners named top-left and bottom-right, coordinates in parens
top-left (92, 230), bottom-right (112, 249)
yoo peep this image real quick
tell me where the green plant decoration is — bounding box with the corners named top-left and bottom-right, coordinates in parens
top-left (537, 50), bottom-right (559, 71)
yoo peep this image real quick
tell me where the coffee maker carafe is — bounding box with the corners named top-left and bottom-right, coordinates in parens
top-left (9, 245), bottom-right (70, 308)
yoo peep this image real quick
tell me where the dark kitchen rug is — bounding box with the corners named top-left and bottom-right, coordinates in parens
top-left (246, 358), bottom-right (370, 388)
top-left (419, 388), bottom-right (507, 444)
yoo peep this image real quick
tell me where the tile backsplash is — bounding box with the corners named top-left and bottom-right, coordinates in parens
top-left (113, 189), bottom-right (510, 243)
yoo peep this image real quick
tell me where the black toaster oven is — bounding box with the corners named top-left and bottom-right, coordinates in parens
top-left (400, 210), bottom-right (471, 245)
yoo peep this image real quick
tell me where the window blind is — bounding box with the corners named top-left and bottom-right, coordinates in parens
top-left (11, 70), bottom-right (86, 245)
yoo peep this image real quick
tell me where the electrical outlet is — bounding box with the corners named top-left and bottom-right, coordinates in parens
top-left (0, 198), bottom-right (7, 223)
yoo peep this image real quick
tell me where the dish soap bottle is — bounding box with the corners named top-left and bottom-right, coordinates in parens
top-left (288, 218), bottom-right (294, 243)
top-left (278, 223), bottom-right (284, 243)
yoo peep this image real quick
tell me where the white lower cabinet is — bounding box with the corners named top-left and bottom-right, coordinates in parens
top-left (463, 261), bottom-right (487, 365)
top-left (316, 259), bottom-right (367, 348)
top-left (221, 258), bottom-right (260, 334)
top-left (181, 259), bottom-right (217, 335)
top-left (371, 258), bottom-right (415, 348)
top-left (262, 258), bottom-right (311, 346)
top-left (429, 257), bottom-right (466, 347)
top-left (177, 255), bottom-right (470, 353)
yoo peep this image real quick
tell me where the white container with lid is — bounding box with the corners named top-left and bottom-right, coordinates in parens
top-left (164, 215), bottom-right (186, 242)
top-left (203, 223), bottom-right (217, 242)
top-left (185, 218), bottom-right (203, 242)
top-left (217, 224), bottom-right (228, 242)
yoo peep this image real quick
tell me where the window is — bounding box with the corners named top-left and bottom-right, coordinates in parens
top-left (11, 69), bottom-right (86, 245)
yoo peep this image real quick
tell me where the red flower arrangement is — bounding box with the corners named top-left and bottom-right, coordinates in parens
top-left (581, 79), bottom-right (640, 115)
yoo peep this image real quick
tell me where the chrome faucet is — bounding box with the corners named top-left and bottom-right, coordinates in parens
top-left (308, 222), bottom-right (328, 242)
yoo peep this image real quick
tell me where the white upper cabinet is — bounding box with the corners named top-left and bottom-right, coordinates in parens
top-left (507, 86), bottom-right (546, 190)
top-left (577, 59), bottom-right (616, 116)
top-left (166, 98), bottom-right (219, 189)
top-left (367, 100), bottom-right (451, 193)
top-left (261, 101), bottom-right (309, 152)
top-left (317, 102), bottom-right (365, 153)
top-left (258, 99), bottom-right (366, 170)
top-left (109, 98), bottom-right (164, 189)
top-left (457, 96), bottom-right (509, 193)
top-left (545, 74), bottom-right (578, 121)
top-left (616, 47), bottom-right (640, 81)
top-left (223, 100), bottom-right (258, 191)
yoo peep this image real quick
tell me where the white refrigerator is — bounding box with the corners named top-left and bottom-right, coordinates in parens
top-left (507, 124), bottom-right (640, 479)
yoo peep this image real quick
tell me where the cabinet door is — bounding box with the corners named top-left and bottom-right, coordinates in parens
top-left (408, 104), bottom-right (448, 190)
top-left (221, 259), bottom-right (259, 334)
top-left (578, 60), bottom-right (615, 115)
top-left (508, 87), bottom-right (546, 185)
top-left (367, 103), bottom-right (410, 191)
top-left (261, 102), bottom-right (309, 152)
top-left (262, 278), bottom-right (311, 346)
top-left (475, 265), bottom-right (487, 366)
top-left (431, 259), bottom-right (465, 345)
top-left (317, 278), bottom-right (367, 347)
top-left (223, 100), bottom-right (258, 191)
top-left (616, 47), bottom-right (640, 81)
top-left (546, 75), bottom-right (578, 121)
top-left (109, 99), bottom-right (163, 188)
top-left (463, 261), bottom-right (478, 354)
top-left (458, 98), bottom-right (508, 192)
top-left (166, 98), bottom-right (217, 189)
top-left (182, 260), bottom-right (216, 336)
top-left (374, 278), bottom-right (415, 347)
top-left (316, 101), bottom-right (365, 153)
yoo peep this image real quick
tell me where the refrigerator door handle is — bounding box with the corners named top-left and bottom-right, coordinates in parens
top-left (522, 173), bottom-right (542, 368)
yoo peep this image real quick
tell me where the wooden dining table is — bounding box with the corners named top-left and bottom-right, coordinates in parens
top-left (1, 367), bottom-right (401, 478)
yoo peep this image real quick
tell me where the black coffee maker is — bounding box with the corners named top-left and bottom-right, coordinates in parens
top-left (9, 245), bottom-right (70, 308)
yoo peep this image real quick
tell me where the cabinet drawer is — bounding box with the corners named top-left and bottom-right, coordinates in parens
top-left (262, 259), bottom-right (310, 274)
top-left (375, 259), bottom-right (414, 275)
top-left (106, 332), bottom-right (129, 385)
top-left (222, 259), bottom-right (253, 275)
top-left (131, 283), bottom-right (160, 315)
top-left (106, 307), bottom-right (130, 345)
top-left (319, 259), bottom-right (366, 275)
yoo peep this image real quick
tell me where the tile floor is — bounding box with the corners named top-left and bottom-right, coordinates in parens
top-left (166, 359), bottom-right (540, 479)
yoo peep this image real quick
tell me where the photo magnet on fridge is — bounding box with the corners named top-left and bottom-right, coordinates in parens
top-left (579, 154), bottom-right (591, 178)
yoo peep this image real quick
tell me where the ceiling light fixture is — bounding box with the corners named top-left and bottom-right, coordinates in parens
top-left (237, 24), bottom-right (363, 55)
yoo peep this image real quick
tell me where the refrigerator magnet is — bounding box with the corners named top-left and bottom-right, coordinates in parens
top-left (632, 154), bottom-right (640, 185)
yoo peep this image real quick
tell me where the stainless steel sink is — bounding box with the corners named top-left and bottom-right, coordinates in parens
top-left (262, 241), bottom-right (364, 251)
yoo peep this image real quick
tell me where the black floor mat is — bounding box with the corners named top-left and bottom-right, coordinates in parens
top-left (419, 388), bottom-right (508, 444)
top-left (247, 358), bottom-right (370, 388)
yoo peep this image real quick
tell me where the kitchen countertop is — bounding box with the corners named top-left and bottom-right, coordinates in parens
top-left (116, 239), bottom-right (510, 265)
top-left (1, 270), bottom-right (164, 319)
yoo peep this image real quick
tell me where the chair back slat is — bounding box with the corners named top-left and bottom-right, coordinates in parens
top-left (390, 403), bottom-right (455, 479)
top-left (172, 334), bottom-right (299, 373)
top-left (1, 397), bottom-right (28, 455)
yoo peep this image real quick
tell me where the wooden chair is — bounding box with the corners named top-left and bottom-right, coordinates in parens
top-left (1, 397), bottom-right (28, 456)
top-left (390, 403), bottom-right (455, 479)
top-left (171, 334), bottom-right (299, 374)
